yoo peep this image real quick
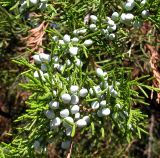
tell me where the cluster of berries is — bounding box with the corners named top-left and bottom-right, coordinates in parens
top-left (31, 0), bottom-right (150, 150)
top-left (20, 0), bottom-right (48, 11)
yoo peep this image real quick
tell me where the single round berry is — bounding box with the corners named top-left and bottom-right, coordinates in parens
top-left (49, 101), bottom-right (59, 109)
top-left (71, 37), bottom-right (79, 43)
top-left (141, 10), bottom-right (149, 18)
top-left (32, 54), bottom-right (41, 63)
top-left (76, 119), bottom-right (87, 128)
top-left (71, 105), bottom-right (80, 114)
top-left (61, 93), bottom-right (71, 104)
top-left (63, 34), bottom-right (70, 43)
top-left (101, 108), bottom-right (110, 116)
top-left (82, 116), bottom-right (90, 124)
top-left (96, 68), bottom-right (104, 77)
top-left (71, 95), bottom-right (79, 105)
top-left (83, 39), bottom-right (93, 47)
top-left (111, 12), bottom-right (119, 21)
top-left (90, 15), bottom-right (98, 23)
top-left (69, 47), bottom-right (79, 56)
top-left (39, 53), bottom-right (50, 62)
top-left (70, 85), bottom-right (79, 94)
top-left (44, 110), bottom-right (55, 119)
top-left (79, 88), bottom-right (88, 97)
top-left (60, 109), bottom-right (69, 118)
top-left (50, 117), bottom-right (61, 129)
top-left (91, 101), bottom-right (100, 110)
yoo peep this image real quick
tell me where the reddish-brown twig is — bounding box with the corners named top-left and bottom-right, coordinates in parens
top-left (146, 44), bottom-right (160, 103)
top-left (66, 140), bottom-right (73, 158)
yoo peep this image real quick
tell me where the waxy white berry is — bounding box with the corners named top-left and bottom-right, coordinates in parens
top-left (141, 0), bottom-right (147, 5)
top-left (53, 63), bottom-right (60, 69)
top-left (73, 29), bottom-right (79, 35)
top-left (111, 12), bottom-right (119, 21)
top-left (110, 89), bottom-right (118, 97)
top-left (79, 88), bottom-right (88, 97)
top-left (89, 88), bottom-right (94, 96)
top-left (141, 10), bottom-right (149, 18)
top-left (30, 0), bottom-right (38, 4)
top-left (57, 64), bottom-right (65, 72)
top-left (100, 100), bottom-right (107, 107)
top-left (82, 116), bottom-right (90, 124)
top-left (115, 104), bottom-right (121, 108)
top-left (107, 19), bottom-right (115, 26)
top-left (39, 53), bottom-right (50, 62)
top-left (124, 2), bottom-right (135, 11)
top-left (32, 54), bottom-right (41, 63)
top-left (125, 13), bottom-right (134, 21)
top-left (96, 68), bottom-right (104, 77)
top-left (41, 64), bottom-right (47, 72)
top-left (66, 127), bottom-right (72, 136)
top-left (91, 101), bottom-right (100, 110)
top-left (120, 13), bottom-right (126, 22)
top-left (50, 117), bottom-right (61, 129)
top-left (127, 0), bottom-right (135, 3)
top-left (83, 39), bottom-right (93, 47)
top-left (89, 24), bottom-right (97, 30)
top-left (71, 95), bottom-right (79, 105)
top-left (60, 109), bottom-right (69, 118)
top-left (61, 93), bottom-right (71, 104)
top-left (53, 56), bottom-right (59, 63)
top-left (66, 59), bottom-right (72, 67)
top-left (49, 101), bottom-right (59, 109)
top-left (71, 37), bottom-right (79, 43)
top-left (59, 40), bottom-right (65, 45)
top-left (103, 72), bottom-right (108, 80)
top-left (109, 33), bottom-right (115, 40)
top-left (69, 47), bottom-right (79, 56)
top-left (75, 112), bottom-right (80, 119)
top-left (101, 28), bottom-right (109, 35)
top-left (52, 36), bottom-right (58, 42)
top-left (70, 85), bottom-right (79, 94)
top-left (63, 34), bottom-right (70, 43)
top-left (90, 15), bottom-right (98, 23)
top-left (41, 0), bottom-right (49, 2)
top-left (76, 119), bottom-right (87, 128)
top-left (53, 90), bottom-right (57, 96)
top-left (107, 24), bottom-right (117, 32)
top-left (75, 58), bottom-right (83, 67)
top-left (93, 85), bottom-right (101, 95)
top-left (71, 105), bottom-right (80, 114)
top-left (78, 29), bottom-right (87, 34)
top-left (34, 70), bottom-right (44, 78)
top-left (44, 110), bottom-right (55, 119)
top-left (101, 108), bottom-right (110, 116)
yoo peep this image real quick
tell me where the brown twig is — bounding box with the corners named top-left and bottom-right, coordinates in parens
top-left (66, 140), bottom-right (73, 158)
top-left (21, 21), bottom-right (48, 54)
top-left (146, 44), bottom-right (160, 103)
